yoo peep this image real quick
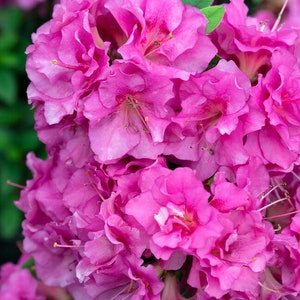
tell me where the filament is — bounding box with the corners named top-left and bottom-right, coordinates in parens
top-left (259, 183), bottom-right (285, 202)
top-left (53, 242), bottom-right (83, 249)
top-left (86, 170), bottom-right (106, 201)
top-left (6, 180), bottom-right (25, 189)
top-left (258, 196), bottom-right (290, 212)
top-left (271, 0), bottom-right (288, 32)
top-left (258, 281), bottom-right (280, 294)
top-left (263, 210), bottom-right (300, 220)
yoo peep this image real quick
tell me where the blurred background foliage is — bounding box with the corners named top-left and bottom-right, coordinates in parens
top-left (0, 2), bottom-right (54, 263)
top-left (0, 0), bottom-right (269, 264)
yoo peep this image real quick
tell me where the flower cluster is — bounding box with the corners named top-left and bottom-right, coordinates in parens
top-left (3, 0), bottom-right (300, 299)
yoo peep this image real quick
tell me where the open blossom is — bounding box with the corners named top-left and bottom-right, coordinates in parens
top-left (210, 0), bottom-right (297, 80)
top-left (126, 166), bottom-right (223, 261)
top-left (0, 254), bottom-right (70, 300)
top-left (244, 48), bottom-right (300, 172)
top-left (262, 49), bottom-right (300, 154)
top-left (118, 0), bottom-right (217, 78)
top-left (266, 213), bottom-right (300, 298)
top-left (15, 148), bottom-right (115, 298)
top-left (26, 0), bottom-right (110, 124)
top-left (175, 59), bottom-right (250, 143)
top-left (86, 61), bottom-right (174, 162)
top-left (189, 210), bottom-right (274, 299)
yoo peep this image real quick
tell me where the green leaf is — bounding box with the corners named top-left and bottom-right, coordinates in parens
top-left (182, 0), bottom-right (213, 9)
top-left (201, 5), bottom-right (225, 34)
top-left (206, 55), bottom-right (222, 71)
top-left (0, 69), bottom-right (17, 105)
top-left (22, 258), bottom-right (37, 278)
top-left (22, 257), bottom-right (35, 270)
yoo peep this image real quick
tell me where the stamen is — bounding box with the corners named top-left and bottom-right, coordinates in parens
top-left (271, 0), bottom-right (288, 32)
top-left (291, 170), bottom-right (300, 181)
top-left (274, 224), bottom-right (282, 232)
top-left (264, 210), bottom-right (300, 220)
top-left (259, 183), bottom-right (286, 202)
top-left (258, 196), bottom-right (290, 212)
top-left (126, 97), bottom-right (151, 134)
top-left (198, 124), bottom-right (214, 155)
top-left (86, 170), bottom-right (106, 201)
top-left (258, 281), bottom-right (281, 294)
top-left (110, 280), bottom-right (135, 299)
top-left (51, 59), bottom-right (81, 71)
top-left (90, 26), bottom-right (105, 49)
top-left (6, 180), bottom-right (25, 189)
top-left (53, 242), bottom-right (83, 249)
top-left (259, 21), bottom-right (268, 32)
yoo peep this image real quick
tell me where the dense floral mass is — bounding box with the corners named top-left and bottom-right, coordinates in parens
top-left (2, 0), bottom-right (300, 299)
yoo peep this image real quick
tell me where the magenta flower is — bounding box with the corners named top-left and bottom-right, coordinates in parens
top-left (210, 0), bottom-right (297, 79)
top-left (15, 150), bottom-right (111, 297)
top-left (26, 0), bottom-right (109, 124)
top-left (189, 210), bottom-right (274, 299)
top-left (175, 59), bottom-right (250, 143)
top-left (86, 62), bottom-right (174, 162)
top-left (119, 0), bottom-right (217, 78)
top-left (126, 166), bottom-right (223, 261)
top-left (263, 49), bottom-right (300, 154)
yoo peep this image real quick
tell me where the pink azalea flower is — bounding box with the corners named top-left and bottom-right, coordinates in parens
top-left (243, 49), bottom-right (300, 173)
top-left (15, 151), bottom-right (109, 295)
top-left (262, 49), bottom-right (300, 155)
top-left (86, 62), bottom-right (174, 162)
top-left (26, 0), bottom-right (109, 124)
top-left (176, 60), bottom-right (250, 141)
top-left (118, 0), bottom-right (217, 78)
top-left (210, 0), bottom-right (297, 80)
top-left (267, 214), bottom-right (300, 298)
top-left (189, 210), bottom-right (274, 299)
top-left (126, 166), bottom-right (223, 260)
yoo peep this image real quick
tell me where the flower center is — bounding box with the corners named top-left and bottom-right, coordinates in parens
top-left (155, 203), bottom-right (197, 235)
top-left (120, 96), bottom-right (150, 133)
